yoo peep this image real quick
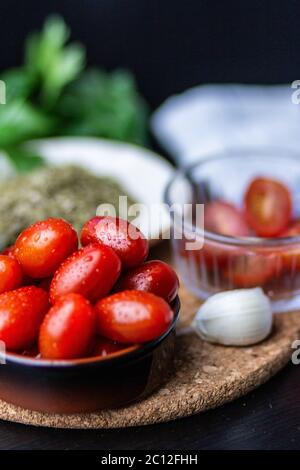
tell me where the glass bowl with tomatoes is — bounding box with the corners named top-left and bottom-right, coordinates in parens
top-left (0, 216), bottom-right (180, 413)
top-left (165, 148), bottom-right (300, 313)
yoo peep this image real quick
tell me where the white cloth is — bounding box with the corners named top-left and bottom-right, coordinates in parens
top-left (151, 84), bottom-right (300, 166)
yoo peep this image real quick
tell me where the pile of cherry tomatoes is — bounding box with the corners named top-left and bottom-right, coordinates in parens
top-left (0, 216), bottom-right (179, 360)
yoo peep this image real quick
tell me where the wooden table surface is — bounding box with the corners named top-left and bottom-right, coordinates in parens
top-left (0, 358), bottom-right (299, 450)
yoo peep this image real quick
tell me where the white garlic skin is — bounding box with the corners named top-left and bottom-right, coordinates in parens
top-left (193, 288), bottom-right (273, 346)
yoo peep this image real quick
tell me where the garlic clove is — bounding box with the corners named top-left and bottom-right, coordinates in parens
top-left (193, 287), bottom-right (273, 346)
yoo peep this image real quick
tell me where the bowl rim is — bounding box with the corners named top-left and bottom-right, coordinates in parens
top-left (164, 147), bottom-right (300, 247)
top-left (2, 296), bottom-right (180, 369)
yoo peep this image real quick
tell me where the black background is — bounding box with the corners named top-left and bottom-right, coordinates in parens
top-left (1, 0), bottom-right (300, 108)
top-left (1, 0), bottom-right (300, 450)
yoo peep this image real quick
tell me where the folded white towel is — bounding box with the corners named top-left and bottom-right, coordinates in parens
top-left (151, 84), bottom-right (300, 166)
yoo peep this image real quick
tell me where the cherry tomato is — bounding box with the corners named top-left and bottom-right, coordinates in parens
top-left (204, 201), bottom-right (249, 237)
top-left (116, 260), bottom-right (179, 303)
top-left (0, 255), bottom-right (23, 294)
top-left (280, 220), bottom-right (300, 238)
top-left (39, 293), bottom-right (96, 359)
top-left (225, 253), bottom-right (277, 288)
top-left (96, 290), bottom-right (174, 344)
top-left (81, 216), bottom-right (149, 270)
top-left (202, 241), bottom-right (241, 270)
top-left (92, 337), bottom-right (127, 357)
top-left (0, 286), bottom-right (49, 351)
top-left (0, 246), bottom-right (36, 285)
top-left (1, 245), bottom-right (16, 258)
top-left (244, 177), bottom-right (292, 237)
top-left (50, 243), bottom-right (121, 303)
top-left (278, 221), bottom-right (300, 269)
top-left (14, 218), bottom-right (78, 278)
top-left (175, 237), bottom-right (228, 274)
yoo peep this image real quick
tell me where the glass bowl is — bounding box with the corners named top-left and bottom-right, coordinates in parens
top-left (164, 148), bottom-right (300, 313)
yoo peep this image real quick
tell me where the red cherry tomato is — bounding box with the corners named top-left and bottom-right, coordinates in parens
top-left (0, 246), bottom-right (36, 285)
top-left (116, 260), bottom-right (179, 303)
top-left (202, 241), bottom-right (241, 270)
top-left (280, 220), bottom-right (300, 238)
top-left (92, 337), bottom-right (127, 357)
top-left (96, 290), bottom-right (174, 344)
top-left (175, 237), bottom-right (229, 273)
top-left (0, 286), bottom-right (49, 351)
top-left (225, 253), bottom-right (277, 288)
top-left (14, 218), bottom-right (78, 278)
top-left (278, 221), bottom-right (300, 269)
top-left (244, 177), bottom-right (292, 237)
top-left (0, 255), bottom-right (23, 294)
top-left (50, 243), bottom-right (121, 303)
top-left (39, 293), bottom-right (96, 359)
top-left (205, 201), bottom-right (250, 237)
top-left (81, 216), bottom-right (149, 270)
top-left (1, 245), bottom-right (16, 258)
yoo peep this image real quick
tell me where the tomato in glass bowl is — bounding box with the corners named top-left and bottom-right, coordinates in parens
top-left (164, 148), bottom-right (300, 313)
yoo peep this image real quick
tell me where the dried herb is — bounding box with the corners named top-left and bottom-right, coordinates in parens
top-left (0, 165), bottom-right (135, 248)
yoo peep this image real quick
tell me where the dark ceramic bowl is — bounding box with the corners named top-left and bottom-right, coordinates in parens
top-left (0, 297), bottom-right (180, 413)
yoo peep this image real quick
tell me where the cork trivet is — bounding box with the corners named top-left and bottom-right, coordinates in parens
top-left (0, 284), bottom-right (299, 428)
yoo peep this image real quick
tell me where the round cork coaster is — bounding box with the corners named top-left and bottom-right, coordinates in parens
top-left (0, 284), bottom-right (299, 429)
